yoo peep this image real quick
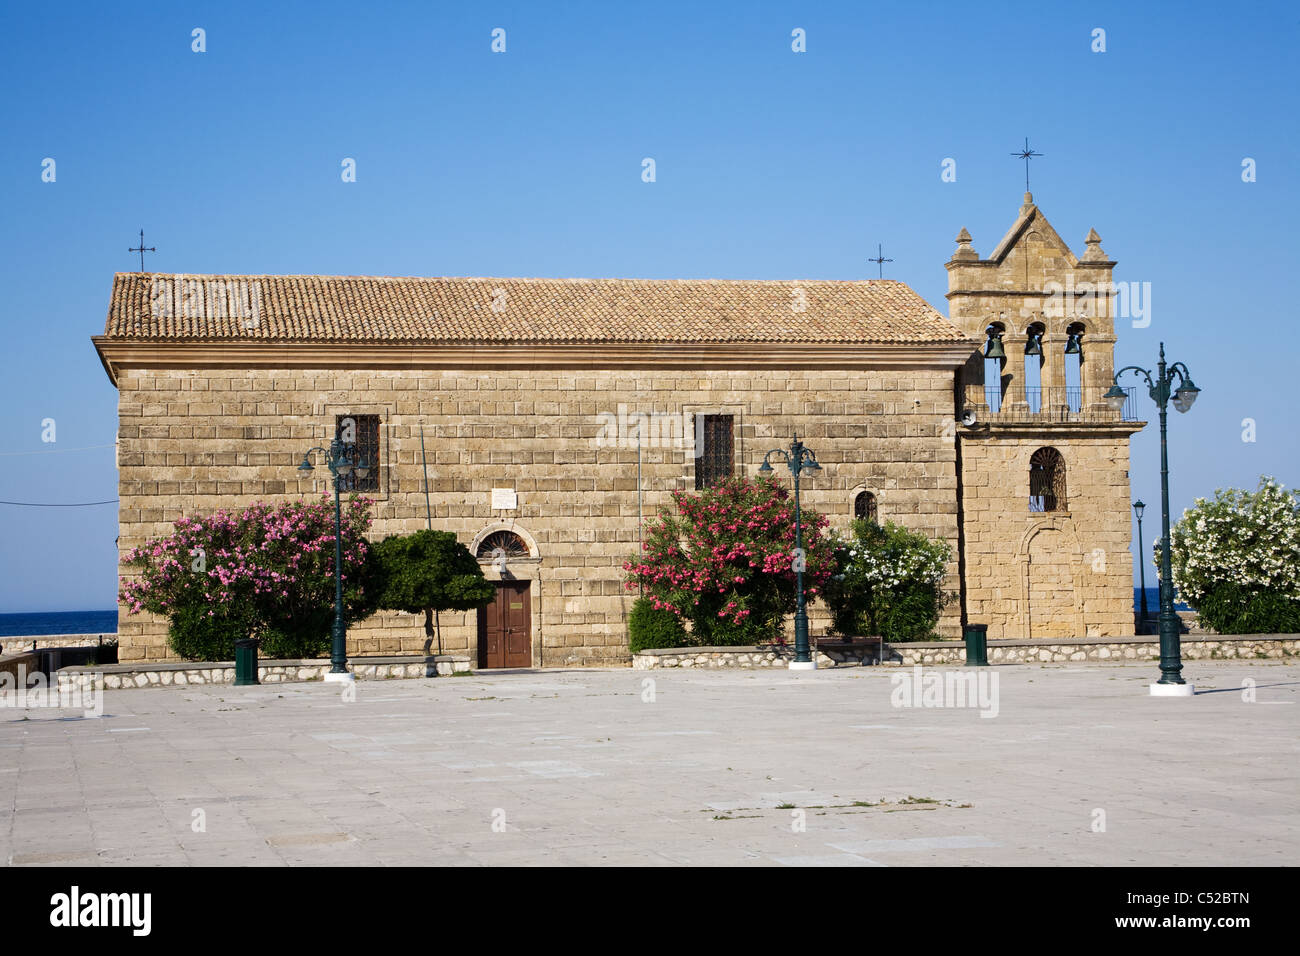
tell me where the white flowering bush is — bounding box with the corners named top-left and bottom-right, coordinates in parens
top-left (1160, 476), bottom-right (1300, 633)
top-left (822, 520), bottom-right (952, 641)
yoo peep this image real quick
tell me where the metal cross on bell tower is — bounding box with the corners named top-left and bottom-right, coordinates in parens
top-left (1011, 138), bottom-right (1043, 192)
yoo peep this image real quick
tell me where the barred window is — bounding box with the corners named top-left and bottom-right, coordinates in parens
top-left (335, 414), bottom-right (380, 492)
top-left (855, 491), bottom-right (878, 524)
top-left (1029, 447), bottom-right (1066, 512)
top-left (694, 414), bottom-right (734, 490)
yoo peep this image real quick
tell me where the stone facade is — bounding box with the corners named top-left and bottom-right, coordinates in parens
top-left (110, 364), bottom-right (966, 665)
top-left (957, 432), bottom-right (1136, 637)
top-left (948, 194), bottom-right (1143, 639)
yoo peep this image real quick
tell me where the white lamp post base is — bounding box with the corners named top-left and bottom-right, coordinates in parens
top-left (323, 671), bottom-right (356, 684)
top-left (789, 660), bottom-right (817, 671)
top-left (1149, 682), bottom-right (1194, 697)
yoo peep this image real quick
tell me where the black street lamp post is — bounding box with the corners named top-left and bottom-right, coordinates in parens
top-left (1133, 499), bottom-right (1148, 628)
top-left (297, 439), bottom-right (370, 682)
top-left (759, 435), bottom-right (822, 670)
top-left (1106, 343), bottom-right (1200, 696)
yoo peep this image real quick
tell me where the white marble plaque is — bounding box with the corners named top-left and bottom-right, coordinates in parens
top-left (491, 488), bottom-right (517, 510)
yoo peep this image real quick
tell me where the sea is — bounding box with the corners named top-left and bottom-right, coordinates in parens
top-left (2, 594), bottom-right (1183, 637)
top-left (1136, 587), bottom-right (1190, 612)
top-left (0, 610), bottom-right (119, 637)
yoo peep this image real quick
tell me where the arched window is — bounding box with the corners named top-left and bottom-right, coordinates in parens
top-left (1065, 321), bottom-right (1085, 413)
top-left (1023, 321), bottom-right (1046, 413)
top-left (1029, 447), bottom-right (1067, 512)
top-left (984, 321), bottom-right (1007, 412)
top-left (854, 491), bottom-right (878, 524)
top-left (476, 531), bottom-right (530, 559)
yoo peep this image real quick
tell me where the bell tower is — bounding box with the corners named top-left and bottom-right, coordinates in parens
top-left (949, 193), bottom-right (1146, 639)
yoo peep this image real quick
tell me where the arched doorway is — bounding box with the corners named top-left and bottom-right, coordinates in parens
top-left (475, 531), bottom-right (533, 668)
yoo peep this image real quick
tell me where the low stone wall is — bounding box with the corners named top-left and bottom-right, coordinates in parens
top-left (56, 654), bottom-right (473, 691)
top-left (633, 641), bottom-right (880, 670)
top-left (0, 634), bottom-right (117, 655)
top-left (891, 634), bottom-right (1299, 665)
top-left (633, 634), bottom-right (1300, 669)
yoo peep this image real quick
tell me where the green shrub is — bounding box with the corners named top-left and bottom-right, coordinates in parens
top-left (168, 610), bottom-right (335, 661)
top-left (1163, 476), bottom-right (1299, 609)
top-left (822, 520), bottom-right (951, 643)
top-left (166, 604), bottom-right (247, 660)
top-left (627, 597), bottom-right (689, 652)
top-left (260, 620), bottom-right (332, 659)
top-left (1194, 582), bottom-right (1300, 635)
top-left (691, 604), bottom-right (780, 646)
top-left (879, 579), bottom-right (947, 642)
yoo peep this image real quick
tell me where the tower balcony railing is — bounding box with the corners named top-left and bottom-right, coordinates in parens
top-left (965, 384), bottom-right (1139, 422)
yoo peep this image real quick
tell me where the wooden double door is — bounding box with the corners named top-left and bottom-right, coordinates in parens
top-left (478, 581), bottom-right (532, 668)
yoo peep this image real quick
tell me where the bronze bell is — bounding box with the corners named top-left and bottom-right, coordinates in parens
top-left (1024, 332), bottom-right (1043, 356)
top-left (1065, 333), bottom-right (1082, 354)
top-left (985, 334), bottom-right (1006, 360)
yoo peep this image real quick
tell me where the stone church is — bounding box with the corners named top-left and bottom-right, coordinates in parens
top-left (94, 193), bottom-right (1142, 666)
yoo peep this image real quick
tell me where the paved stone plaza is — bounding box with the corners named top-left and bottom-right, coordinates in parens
top-left (3, 659), bottom-right (1296, 866)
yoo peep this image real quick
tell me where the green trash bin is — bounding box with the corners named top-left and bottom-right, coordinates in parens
top-left (963, 623), bottom-right (989, 667)
top-left (234, 638), bottom-right (260, 686)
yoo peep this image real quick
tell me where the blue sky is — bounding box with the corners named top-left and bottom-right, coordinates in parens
top-left (1, 1), bottom-right (1296, 612)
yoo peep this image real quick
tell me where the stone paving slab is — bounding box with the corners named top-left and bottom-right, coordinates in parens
top-left (1, 660), bottom-right (1297, 866)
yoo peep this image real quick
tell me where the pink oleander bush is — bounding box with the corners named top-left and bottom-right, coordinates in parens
top-left (623, 475), bottom-right (834, 645)
top-left (119, 495), bottom-right (376, 660)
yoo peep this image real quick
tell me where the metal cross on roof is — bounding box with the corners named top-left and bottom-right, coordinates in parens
top-left (128, 229), bottom-right (156, 271)
top-left (1011, 137), bottom-right (1043, 192)
top-left (868, 243), bottom-right (893, 279)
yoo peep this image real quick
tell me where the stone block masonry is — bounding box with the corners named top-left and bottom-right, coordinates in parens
top-left (114, 365), bottom-right (965, 666)
top-left (958, 432), bottom-right (1136, 639)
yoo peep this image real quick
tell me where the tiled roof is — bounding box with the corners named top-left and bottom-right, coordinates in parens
top-left (102, 273), bottom-right (969, 345)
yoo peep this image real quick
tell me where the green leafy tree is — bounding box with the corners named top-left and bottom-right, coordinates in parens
top-left (1160, 476), bottom-right (1300, 633)
top-left (822, 519), bottom-right (952, 642)
top-left (366, 530), bottom-right (496, 652)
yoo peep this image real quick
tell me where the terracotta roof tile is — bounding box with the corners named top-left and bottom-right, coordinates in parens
top-left (102, 273), bottom-right (969, 345)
